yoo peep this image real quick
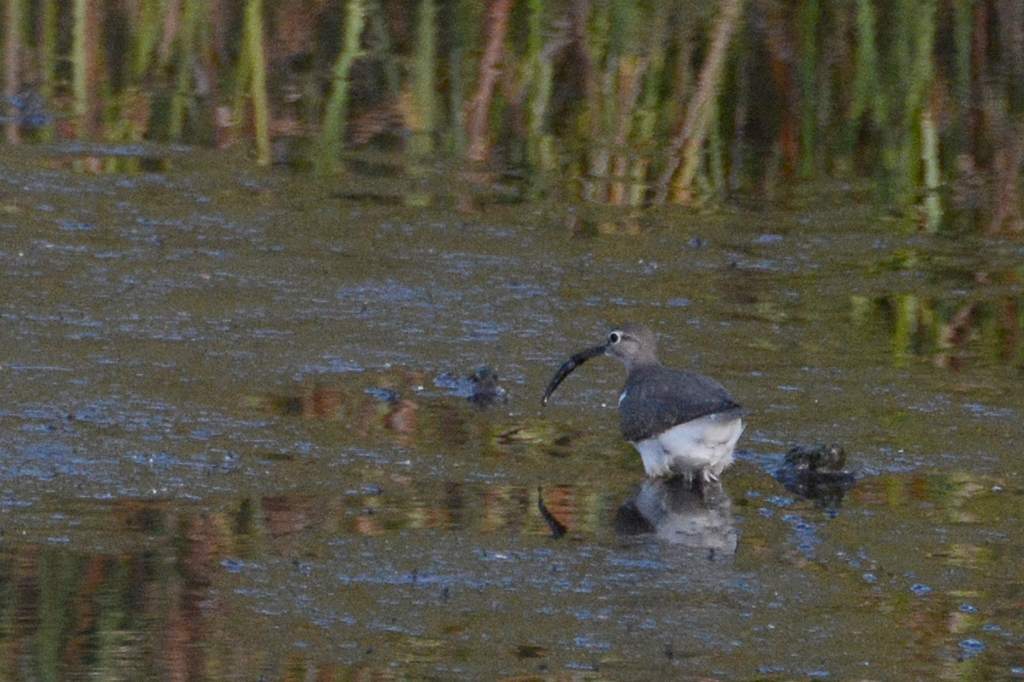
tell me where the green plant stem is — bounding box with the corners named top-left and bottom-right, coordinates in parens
top-left (317, 0), bottom-right (367, 172)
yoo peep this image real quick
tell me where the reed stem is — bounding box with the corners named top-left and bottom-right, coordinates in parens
top-left (317, 0), bottom-right (367, 172)
top-left (244, 0), bottom-right (271, 165)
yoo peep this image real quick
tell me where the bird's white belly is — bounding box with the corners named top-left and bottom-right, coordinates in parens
top-left (632, 413), bottom-right (744, 479)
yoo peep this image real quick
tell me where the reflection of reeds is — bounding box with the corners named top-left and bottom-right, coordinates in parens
top-left (853, 1), bottom-right (877, 119)
top-left (0, 0), bottom-right (1021, 230)
top-left (921, 101), bottom-right (942, 232)
top-left (316, 0), bottom-right (366, 172)
top-left (72, 0), bottom-right (90, 137)
top-left (4, 0), bottom-right (22, 143)
top-left (465, 0), bottom-right (514, 163)
top-left (903, 0), bottom-right (937, 208)
top-left (989, 119), bottom-right (1024, 233)
top-left (244, 0), bottom-right (271, 165)
top-left (656, 0), bottom-right (744, 205)
top-left (950, 0), bottom-right (972, 153)
top-left (133, 0), bottom-right (162, 81)
top-left (38, 0), bottom-right (58, 132)
top-left (367, 2), bottom-right (400, 99)
top-left (169, 0), bottom-right (201, 140)
top-left (524, 0), bottom-right (553, 171)
top-left (411, 0), bottom-right (438, 156)
top-left (854, 290), bottom-right (1024, 369)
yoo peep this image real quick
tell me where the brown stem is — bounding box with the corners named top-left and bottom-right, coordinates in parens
top-left (609, 56), bottom-right (647, 205)
top-left (158, 0), bottom-right (183, 67)
top-left (465, 0), bottom-right (515, 162)
top-left (82, 0), bottom-right (104, 137)
top-left (988, 119), bottom-right (1024, 233)
top-left (655, 0), bottom-right (745, 204)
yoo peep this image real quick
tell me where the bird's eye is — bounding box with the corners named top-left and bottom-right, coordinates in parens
top-left (609, 332), bottom-right (621, 344)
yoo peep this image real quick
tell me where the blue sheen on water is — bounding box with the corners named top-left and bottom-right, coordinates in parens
top-left (958, 639), bottom-right (984, 656)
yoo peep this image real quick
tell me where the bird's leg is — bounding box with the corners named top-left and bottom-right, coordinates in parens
top-left (691, 468), bottom-right (719, 497)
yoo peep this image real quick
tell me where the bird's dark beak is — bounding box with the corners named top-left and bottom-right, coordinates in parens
top-left (541, 343), bottom-right (608, 406)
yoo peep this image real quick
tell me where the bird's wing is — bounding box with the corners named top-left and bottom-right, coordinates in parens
top-left (619, 367), bottom-right (742, 443)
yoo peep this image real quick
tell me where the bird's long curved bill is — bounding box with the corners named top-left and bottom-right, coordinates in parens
top-left (541, 344), bottom-right (607, 406)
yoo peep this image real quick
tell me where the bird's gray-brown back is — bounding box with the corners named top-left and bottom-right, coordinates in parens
top-left (619, 365), bottom-right (742, 442)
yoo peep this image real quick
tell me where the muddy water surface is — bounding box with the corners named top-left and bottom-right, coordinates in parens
top-left (1, 145), bottom-right (1022, 679)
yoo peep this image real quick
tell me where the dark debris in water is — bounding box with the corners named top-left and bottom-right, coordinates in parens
top-left (434, 366), bottom-right (508, 406)
top-left (330, 191), bottom-right (404, 205)
top-left (784, 443), bottom-right (848, 472)
top-left (774, 443), bottom-right (858, 510)
top-left (514, 644), bottom-right (548, 659)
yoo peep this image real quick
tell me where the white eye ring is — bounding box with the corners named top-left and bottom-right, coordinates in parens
top-left (609, 331), bottom-right (622, 344)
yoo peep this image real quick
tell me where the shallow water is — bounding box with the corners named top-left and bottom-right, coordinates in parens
top-left (1, 144), bottom-right (1022, 679)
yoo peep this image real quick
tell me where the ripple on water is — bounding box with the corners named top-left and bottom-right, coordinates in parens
top-left (299, 356), bottom-right (363, 375)
top-left (963, 402), bottom-right (1018, 419)
top-left (958, 639), bottom-right (985, 657)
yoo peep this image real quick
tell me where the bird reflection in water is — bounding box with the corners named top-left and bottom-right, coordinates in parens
top-left (614, 477), bottom-right (738, 557)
